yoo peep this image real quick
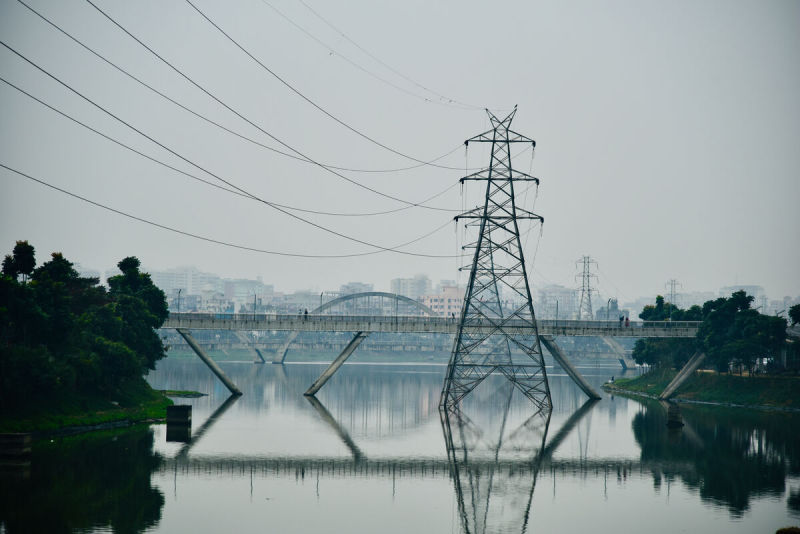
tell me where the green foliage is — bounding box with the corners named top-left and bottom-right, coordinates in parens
top-left (639, 294), bottom-right (702, 321)
top-left (790, 304), bottom-right (800, 327)
top-left (698, 290), bottom-right (787, 373)
top-left (0, 242), bottom-right (168, 412)
top-left (632, 338), bottom-right (696, 368)
top-left (1, 240), bottom-right (36, 282)
top-left (634, 290), bottom-right (789, 373)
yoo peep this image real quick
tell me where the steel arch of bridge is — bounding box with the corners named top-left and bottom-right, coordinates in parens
top-left (274, 291), bottom-right (437, 365)
top-left (311, 291), bottom-right (437, 317)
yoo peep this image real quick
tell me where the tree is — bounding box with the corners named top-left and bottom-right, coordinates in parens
top-left (635, 291), bottom-right (788, 374)
top-left (1, 243), bottom-right (169, 409)
top-left (107, 257), bottom-right (168, 372)
top-left (790, 304), bottom-right (800, 327)
top-left (12, 241), bottom-right (35, 282)
top-left (697, 291), bottom-right (787, 373)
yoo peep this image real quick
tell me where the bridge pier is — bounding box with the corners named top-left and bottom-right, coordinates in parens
top-left (602, 337), bottom-right (636, 369)
top-left (539, 335), bottom-right (601, 400)
top-left (176, 328), bottom-right (243, 396)
top-left (659, 351), bottom-right (706, 400)
top-left (305, 332), bottom-right (369, 396)
top-left (273, 331), bottom-right (299, 364)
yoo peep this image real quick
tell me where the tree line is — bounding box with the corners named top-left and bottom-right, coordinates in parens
top-left (633, 291), bottom-right (799, 373)
top-left (0, 240), bottom-right (168, 411)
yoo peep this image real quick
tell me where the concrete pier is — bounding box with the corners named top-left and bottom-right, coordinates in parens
top-left (273, 331), bottom-right (299, 364)
top-left (177, 328), bottom-right (243, 396)
top-left (539, 336), bottom-right (602, 400)
top-left (305, 332), bottom-right (369, 396)
top-left (659, 351), bottom-right (706, 400)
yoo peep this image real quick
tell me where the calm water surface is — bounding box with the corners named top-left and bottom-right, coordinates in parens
top-left (2, 358), bottom-right (799, 533)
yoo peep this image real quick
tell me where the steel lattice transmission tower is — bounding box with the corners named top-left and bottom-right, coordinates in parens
top-left (575, 256), bottom-right (598, 320)
top-left (440, 107), bottom-right (551, 413)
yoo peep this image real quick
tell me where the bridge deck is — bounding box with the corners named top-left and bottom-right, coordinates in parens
top-left (164, 313), bottom-right (699, 338)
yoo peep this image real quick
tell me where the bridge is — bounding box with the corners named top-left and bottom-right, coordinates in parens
top-left (163, 313), bottom-right (700, 338)
top-left (162, 291), bottom-right (701, 400)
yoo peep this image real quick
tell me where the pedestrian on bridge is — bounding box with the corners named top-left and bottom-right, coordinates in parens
top-left (625, 317), bottom-right (630, 327)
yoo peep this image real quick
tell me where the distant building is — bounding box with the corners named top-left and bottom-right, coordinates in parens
top-left (679, 291), bottom-right (717, 309)
top-left (719, 285), bottom-right (765, 299)
top-left (148, 266), bottom-right (222, 295)
top-left (421, 283), bottom-right (464, 317)
top-left (339, 282), bottom-right (374, 295)
top-left (534, 284), bottom-right (578, 319)
top-left (390, 274), bottom-right (431, 301)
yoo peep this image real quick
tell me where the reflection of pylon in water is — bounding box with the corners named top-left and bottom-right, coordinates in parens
top-left (440, 107), bottom-right (550, 413)
top-left (440, 391), bottom-right (551, 534)
top-left (575, 256), bottom-right (598, 320)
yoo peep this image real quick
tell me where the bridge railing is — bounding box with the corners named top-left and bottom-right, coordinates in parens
top-left (166, 312), bottom-right (700, 331)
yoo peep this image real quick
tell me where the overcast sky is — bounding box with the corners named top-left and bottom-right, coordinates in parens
top-left (1, 0), bottom-right (798, 302)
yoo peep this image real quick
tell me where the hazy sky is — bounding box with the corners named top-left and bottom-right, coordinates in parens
top-left (1, 0), bottom-right (798, 302)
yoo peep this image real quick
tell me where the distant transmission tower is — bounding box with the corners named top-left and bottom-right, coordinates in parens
top-left (665, 279), bottom-right (682, 317)
top-left (440, 106), bottom-right (551, 413)
top-left (575, 256), bottom-right (598, 320)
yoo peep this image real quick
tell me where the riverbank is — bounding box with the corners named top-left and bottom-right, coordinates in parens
top-left (0, 379), bottom-right (175, 434)
top-left (604, 368), bottom-right (800, 410)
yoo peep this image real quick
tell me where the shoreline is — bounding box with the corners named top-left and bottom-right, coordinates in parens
top-left (602, 382), bottom-right (800, 413)
top-left (0, 385), bottom-right (205, 437)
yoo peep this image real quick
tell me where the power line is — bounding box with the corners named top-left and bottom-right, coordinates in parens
top-left (16, 0), bottom-right (470, 176)
top-left (0, 40), bottom-right (456, 257)
top-left (0, 163), bottom-right (461, 259)
top-left (0, 74), bottom-right (457, 218)
top-left (185, 0), bottom-right (471, 170)
top-left (81, 0), bottom-right (459, 212)
top-left (297, 0), bottom-right (497, 112)
top-left (263, 0), bottom-right (479, 111)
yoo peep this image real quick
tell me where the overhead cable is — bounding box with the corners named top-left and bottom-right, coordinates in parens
top-left (185, 0), bottom-right (472, 170)
top-left (262, 0), bottom-right (477, 111)
top-left (1, 163), bottom-right (462, 259)
top-left (82, 0), bottom-right (459, 211)
top-left (16, 0), bottom-right (470, 176)
top-left (296, 0), bottom-right (490, 111)
top-left (0, 74), bottom-right (460, 217)
top-left (0, 40), bottom-right (457, 257)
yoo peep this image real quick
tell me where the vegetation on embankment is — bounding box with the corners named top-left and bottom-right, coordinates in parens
top-left (606, 369), bottom-right (800, 409)
top-left (1, 241), bottom-right (174, 433)
top-left (0, 377), bottom-right (173, 433)
top-left (633, 292), bottom-right (794, 372)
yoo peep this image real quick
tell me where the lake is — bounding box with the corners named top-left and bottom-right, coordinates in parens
top-left (2, 358), bottom-right (798, 533)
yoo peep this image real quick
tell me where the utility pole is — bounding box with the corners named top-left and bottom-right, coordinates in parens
top-left (575, 256), bottom-right (598, 320)
top-left (441, 107), bottom-right (551, 413)
top-left (177, 288), bottom-right (182, 313)
top-left (665, 279), bottom-right (682, 319)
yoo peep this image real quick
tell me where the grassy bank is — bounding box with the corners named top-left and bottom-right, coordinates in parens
top-left (0, 378), bottom-right (174, 434)
top-left (607, 369), bottom-right (800, 409)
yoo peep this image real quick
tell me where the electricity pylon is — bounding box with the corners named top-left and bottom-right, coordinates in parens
top-left (440, 107), bottom-right (551, 413)
top-left (575, 256), bottom-right (598, 320)
top-left (665, 278), bottom-right (682, 319)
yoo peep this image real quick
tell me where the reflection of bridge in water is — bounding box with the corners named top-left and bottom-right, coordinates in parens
top-left (159, 389), bottom-right (692, 534)
top-left (160, 391), bottom-right (677, 482)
